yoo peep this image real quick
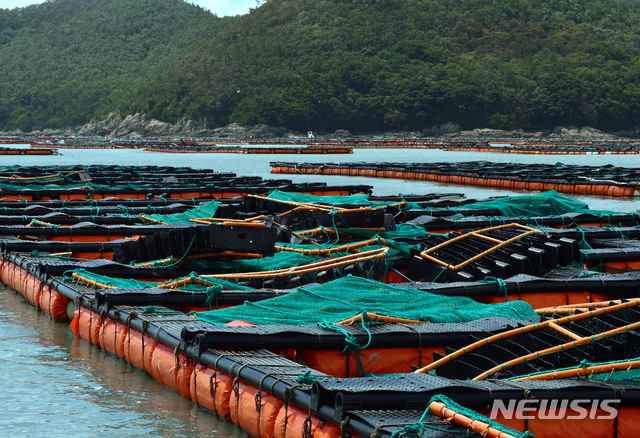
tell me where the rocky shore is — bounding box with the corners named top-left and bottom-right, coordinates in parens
top-left (1, 112), bottom-right (637, 140)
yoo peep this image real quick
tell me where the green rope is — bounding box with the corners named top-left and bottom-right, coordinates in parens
top-left (575, 226), bottom-right (593, 250)
top-left (389, 402), bottom-right (468, 437)
top-left (318, 226), bottom-right (331, 243)
top-left (295, 370), bottom-right (334, 385)
top-left (426, 394), bottom-right (535, 438)
top-left (481, 276), bottom-right (508, 301)
top-left (578, 270), bottom-right (601, 278)
top-left (330, 210), bottom-right (342, 244)
top-left (390, 266), bottom-right (415, 283)
top-left (202, 285), bottom-right (222, 309)
top-left (431, 264), bottom-right (451, 283)
top-left (62, 269), bottom-right (78, 282)
top-left (319, 311), bottom-right (373, 377)
top-left (140, 306), bottom-right (181, 314)
top-left (129, 232), bottom-right (198, 268)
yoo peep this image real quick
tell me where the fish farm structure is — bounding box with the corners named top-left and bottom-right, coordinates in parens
top-left (3, 162), bottom-right (640, 438)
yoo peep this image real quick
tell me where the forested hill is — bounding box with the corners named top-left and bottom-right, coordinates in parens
top-left (2, 0), bottom-right (640, 133)
top-left (117, 0), bottom-right (640, 133)
top-left (0, 0), bottom-right (230, 131)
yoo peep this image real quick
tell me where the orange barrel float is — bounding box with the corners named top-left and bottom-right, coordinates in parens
top-left (150, 342), bottom-right (193, 398)
top-left (123, 325), bottom-right (159, 374)
top-left (229, 380), bottom-right (285, 438)
top-left (38, 284), bottom-right (71, 321)
top-left (274, 405), bottom-right (340, 438)
top-left (99, 317), bottom-right (129, 359)
top-left (297, 346), bottom-right (446, 378)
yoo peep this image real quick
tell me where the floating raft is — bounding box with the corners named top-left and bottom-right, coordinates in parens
top-left (423, 296), bottom-right (640, 381)
top-left (307, 138), bottom-right (640, 153)
top-left (4, 250), bottom-right (640, 437)
top-left (143, 145), bottom-right (353, 154)
top-left (0, 164), bottom-right (371, 200)
top-left (310, 139), bottom-right (442, 149)
top-left (5, 168), bottom-right (640, 437)
top-left (443, 142), bottom-right (640, 155)
top-left (435, 139), bottom-right (640, 154)
top-left (0, 146), bottom-right (57, 155)
top-left (31, 142), bottom-right (136, 149)
top-left (271, 161), bottom-right (640, 197)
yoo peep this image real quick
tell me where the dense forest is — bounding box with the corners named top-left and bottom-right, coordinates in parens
top-left (0, 0), bottom-right (231, 131)
top-left (1, 0), bottom-right (640, 133)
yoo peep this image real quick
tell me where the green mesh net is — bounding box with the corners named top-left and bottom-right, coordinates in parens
top-left (188, 251), bottom-right (321, 271)
top-left (192, 275), bottom-right (538, 325)
top-left (64, 268), bottom-right (255, 291)
top-left (142, 200), bottom-right (220, 224)
top-left (188, 237), bottom-right (417, 270)
top-left (266, 189), bottom-right (422, 209)
top-left (276, 238), bottom-right (416, 259)
top-left (331, 223), bottom-right (438, 240)
top-left (456, 190), bottom-right (627, 217)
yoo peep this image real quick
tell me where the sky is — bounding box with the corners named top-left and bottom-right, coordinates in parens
top-left (0, 0), bottom-right (254, 17)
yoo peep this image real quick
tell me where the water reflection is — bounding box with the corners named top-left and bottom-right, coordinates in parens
top-left (0, 285), bottom-right (242, 438)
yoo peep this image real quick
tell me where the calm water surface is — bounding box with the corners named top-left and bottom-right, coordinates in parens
top-left (0, 146), bottom-right (639, 436)
top-left (0, 285), bottom-right (243, 438)
top-left (3, 145), bottom-right (640, 210)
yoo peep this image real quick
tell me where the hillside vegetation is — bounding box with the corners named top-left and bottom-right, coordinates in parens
top-left (118, 0), bottom-right (640, 133)
top-left (0, 0), bottom-right (230, 131)
top-left (1, 0), bottom-right (640, 133)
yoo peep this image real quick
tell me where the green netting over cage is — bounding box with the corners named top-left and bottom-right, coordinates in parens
top-left (187, 237), bottom-right (417, 270)
top-left (276, 238), bottom-right (416, 259)
top-left (187, 251), bottom-right (322, 271)
top-left (266, 189), bottom-right (422, 209)
top-left (64, 268), bottom-right (255, 290)
top-left (456, 190), bottom-right (625, 217)
top-left (142, 200), bottom-right (220, 224)
top-left (192, 275), bottom-right (538, 325)
top-left (0, 181), bottom-right (188, 192)
top-left (331, 223), bottom-right (438, 240)
top-left (298, 224), bottom-right (438, 242)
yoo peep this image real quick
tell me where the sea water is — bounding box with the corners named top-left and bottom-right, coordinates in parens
top-left (0, 146), bottom-right (638, 437)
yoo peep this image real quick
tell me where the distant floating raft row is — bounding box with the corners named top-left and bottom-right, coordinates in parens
top-left (443, 142), bottom-right (640, 154)
top-left (444, 146), bottom-right (640, 154)
top-left (0, 164), bottom-right (371, 200)
top-left (305, 138), bottom-right (640, 152)
top-left (30, 142), bottom-right (137, 149)
top-left (310, 140), bottom-right (442, 149)
top-left (271, 161), bottom-right (640, 197)
top-left (143, 145), bottom-right (353, 154)
top-left (0, 146), bottom-right (57, 155)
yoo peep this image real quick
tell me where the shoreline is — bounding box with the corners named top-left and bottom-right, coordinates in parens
top-left (0, 113), bottom-right (637, 141)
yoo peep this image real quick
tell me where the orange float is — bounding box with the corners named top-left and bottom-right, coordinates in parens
top-left (190, 362), bottom-right (217, 413)
top-left (274, 405), bottom-right (340, 438)
top-left (298, 346), bottom-right (446, 377)
top-left (39, 284), bottom-right (72, 322)
top-left (150, 342), bottom-right (193, 398)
